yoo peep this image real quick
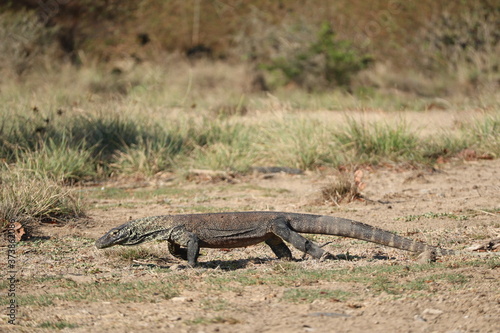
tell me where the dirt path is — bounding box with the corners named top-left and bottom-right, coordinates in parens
top-left (2, 159), bottom-right (499, 333)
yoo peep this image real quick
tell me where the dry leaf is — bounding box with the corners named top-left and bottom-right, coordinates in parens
top-left (354, 169), bottom-right (366, 191)
top-left (13, 222), bottom-right (25, 242)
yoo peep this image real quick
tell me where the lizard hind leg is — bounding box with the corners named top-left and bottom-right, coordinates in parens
top-left (271, 219), bottom-right (333, 260)
top-left (265, 235), bottom-right (293, 260)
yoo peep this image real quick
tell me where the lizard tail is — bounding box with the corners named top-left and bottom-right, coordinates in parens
top-left (288, 214), bottom-right (453, 255)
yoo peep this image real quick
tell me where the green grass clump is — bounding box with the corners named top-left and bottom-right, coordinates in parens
top-left (187, 120), bottom-right (255, 172)
top-left (467, 114), bottom-right (500, 157)
top-left (39, 321), bottom-right (79, 330)
top-left (256, 117), bottom-right (340, 170)
top-left (16, 137), bottom-right (97, 183)
top-left (337, 118), bottom-right (420, 164)
top-left (110, 135), bottom-right (182, 176)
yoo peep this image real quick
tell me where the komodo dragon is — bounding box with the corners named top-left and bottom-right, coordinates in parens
top-left (95, 211), bottom-right (455, 266)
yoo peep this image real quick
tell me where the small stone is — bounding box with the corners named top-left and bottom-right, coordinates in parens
top-left (423, 308), bottom-right (443, 315)
top-left (414, 315), bottom-right (427, 322)
top-left (171, 296), bottom-right (192, 303)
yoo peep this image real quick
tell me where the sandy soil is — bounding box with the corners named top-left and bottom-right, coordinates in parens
top-left (1, 123), bottom-right (499, 332)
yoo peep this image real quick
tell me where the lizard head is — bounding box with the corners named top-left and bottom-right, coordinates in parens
top-left (95, 223), bottom-right (142, 249)
top-left (96, 216), bottom-right (174, 249)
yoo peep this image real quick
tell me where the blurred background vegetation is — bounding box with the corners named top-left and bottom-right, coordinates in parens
top-left (1, 0), bottom-right (499, 97)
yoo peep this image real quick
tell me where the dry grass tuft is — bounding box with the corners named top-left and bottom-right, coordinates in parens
top-left (320, 170), bottom-right (365, 206)
top-left (0, 168), bottom-right (85, 238)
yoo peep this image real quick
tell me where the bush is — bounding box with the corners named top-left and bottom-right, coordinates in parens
top-left (414, 3), bottom-right (500, 94)
top-left (260, 22), bottom-right (372, 91)
top-left (0, 8), bottom-right (58, 77)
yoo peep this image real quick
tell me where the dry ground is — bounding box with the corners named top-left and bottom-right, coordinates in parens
top-left (1, 112), bottom-right (500, 333)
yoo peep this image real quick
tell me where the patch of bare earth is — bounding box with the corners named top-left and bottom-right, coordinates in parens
top-left (2, 158), bottom-right (499, 332)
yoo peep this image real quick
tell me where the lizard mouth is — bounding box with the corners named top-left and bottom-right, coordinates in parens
top-left (95, 235), bottom-right (144, 248)
top-left (95, 237), bottom-right (112, 249)
top-left (95, 233), bottom-right (124, 248)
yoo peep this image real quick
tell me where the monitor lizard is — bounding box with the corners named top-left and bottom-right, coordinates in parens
top-left (95, 211), bottom-right (456, 266)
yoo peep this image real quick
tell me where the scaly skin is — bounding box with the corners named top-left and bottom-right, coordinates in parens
top-left (95, 211), bottom-right (454, 266)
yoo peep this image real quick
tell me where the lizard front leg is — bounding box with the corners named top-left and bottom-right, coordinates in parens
top-left (186, 234), bottom-right (200, 266)
top-left (169, 226), bottom-right (200, 266)
top-left (270, 218), bottom-right (334, 260)
top-left (168, 242), bottom-right (188, 260)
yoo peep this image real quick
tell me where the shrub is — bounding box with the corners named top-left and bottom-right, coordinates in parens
top-left (416, 3), bottom-right (500, 93)
top-left (261, 22), bottom-right (372, 91)
top-left (0, 8), bottom-right (58, 77)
